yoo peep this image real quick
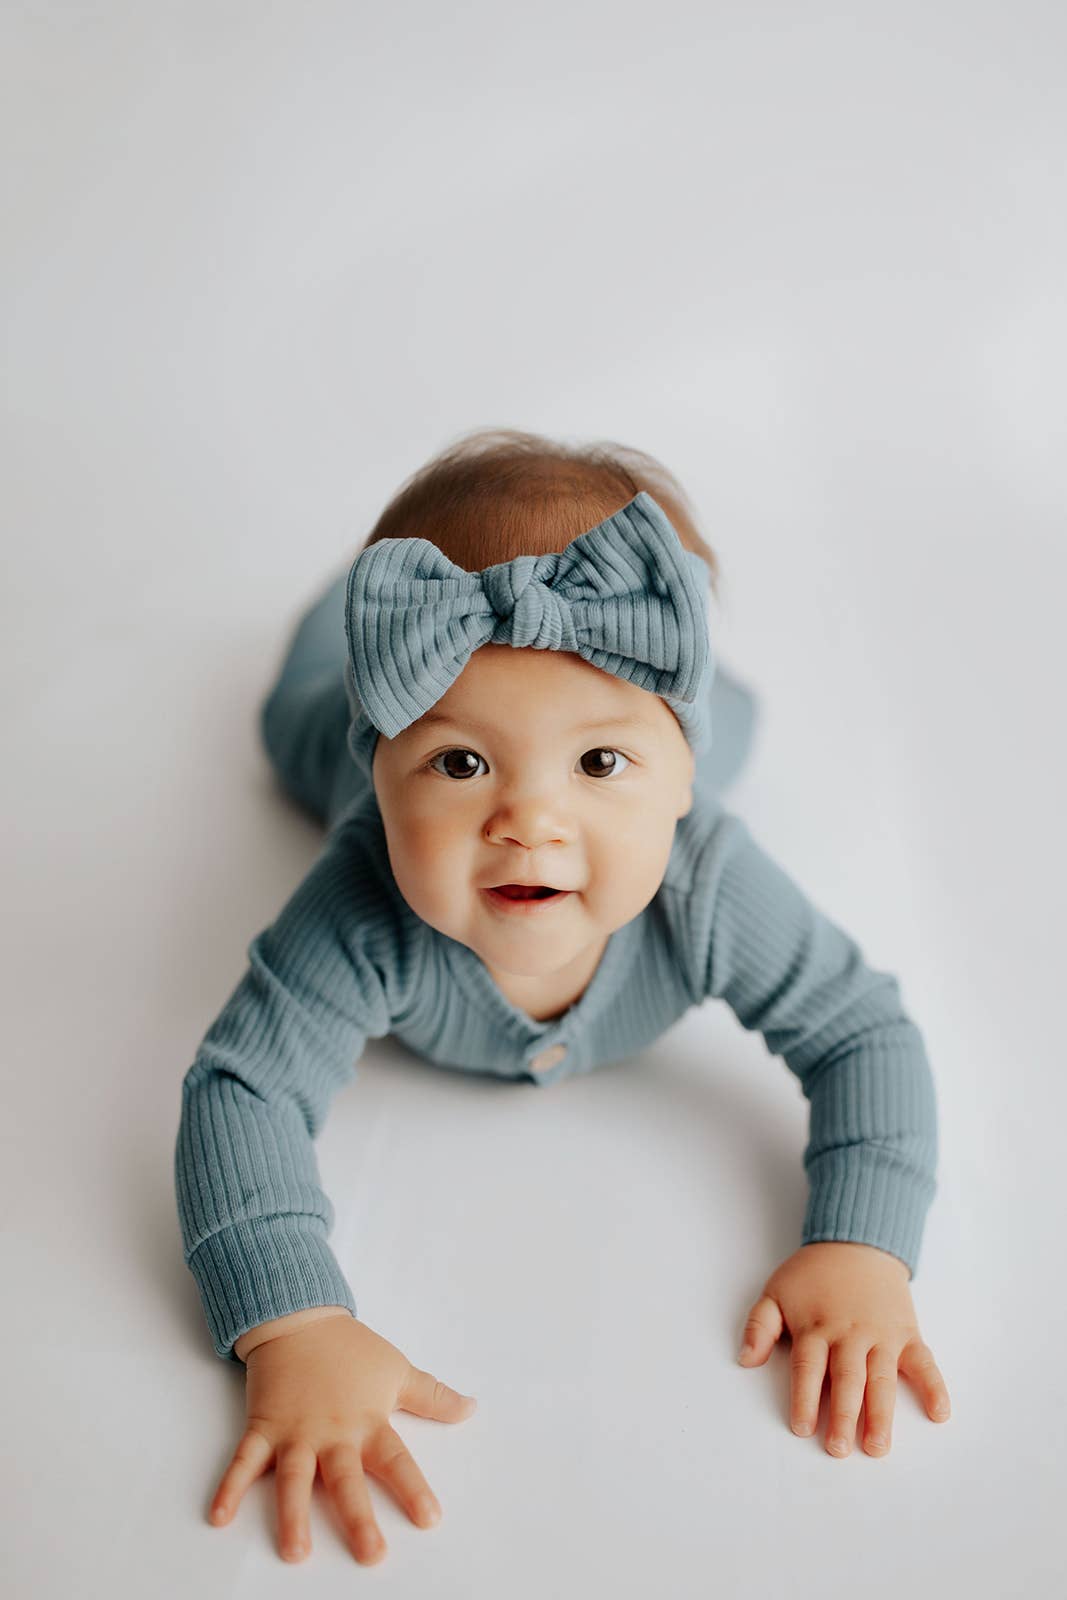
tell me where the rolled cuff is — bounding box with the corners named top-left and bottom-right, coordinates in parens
top-left (185, 1214), bottom-right (358, 1363)
top-left (801, 1146), bottom-right (937, 1280)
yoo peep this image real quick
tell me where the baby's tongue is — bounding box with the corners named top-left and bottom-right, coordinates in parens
top-left (495, 884), bottom-right (553, 900)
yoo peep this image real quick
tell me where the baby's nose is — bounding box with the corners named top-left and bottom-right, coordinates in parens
top-left (495, 827), bottom-right (568, 852)
top-left (488, 796), bottom-right (574, 850)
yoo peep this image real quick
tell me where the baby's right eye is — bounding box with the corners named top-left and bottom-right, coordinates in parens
top-left (428, 748), bottom-right (487, 780)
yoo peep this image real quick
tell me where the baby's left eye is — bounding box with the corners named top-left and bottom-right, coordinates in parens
top-left (579, 748), bottom-right (631, 779)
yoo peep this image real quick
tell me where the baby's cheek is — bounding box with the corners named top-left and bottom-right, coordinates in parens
top-left (594, 827), bottom-right (667, 907)
top-left (396, 871), bottom-right (464, 943)
top-left (406, 813), bottom-right (460, 868)
top-left (385, 828), bottom-right (450, 912)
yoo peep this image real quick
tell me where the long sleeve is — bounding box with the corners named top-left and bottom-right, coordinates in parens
top-left (174, 819), bottom-right (393, 1362)
top-left (689, 809), bottom-right (938, 1278)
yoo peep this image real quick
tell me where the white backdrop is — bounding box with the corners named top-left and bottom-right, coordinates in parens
top-left (3, 3), bottom-right (1065, 1596)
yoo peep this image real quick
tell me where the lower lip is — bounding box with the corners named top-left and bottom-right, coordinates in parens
top-left (481, 887), bottom-right (574, 916)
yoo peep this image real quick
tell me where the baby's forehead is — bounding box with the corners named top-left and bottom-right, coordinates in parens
top-left (468, 642), bottom-right (640, 688)
top-left (412, 644), bottom-right (668, 736)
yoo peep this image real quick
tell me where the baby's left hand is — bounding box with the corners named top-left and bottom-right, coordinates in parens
top-left (737, 1241), bottom-right (951, 1457)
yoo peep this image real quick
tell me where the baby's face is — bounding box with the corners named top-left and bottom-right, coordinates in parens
top-left (371, 644), bottom-right (695, 982)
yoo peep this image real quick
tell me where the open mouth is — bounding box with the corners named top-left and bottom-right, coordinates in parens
top-left (482, 883), bottom-right (573, 912)
top-left (490, 884), bottom-right (561, 900)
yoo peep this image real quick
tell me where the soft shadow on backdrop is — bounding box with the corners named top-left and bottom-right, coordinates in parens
top-left (3, 4), bottom-right (1065, 1597)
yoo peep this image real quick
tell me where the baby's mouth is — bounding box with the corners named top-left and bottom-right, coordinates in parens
top-left (482, 882), bottom-right (574, 916)
top-left (489, 884), bottom-right (562, 901)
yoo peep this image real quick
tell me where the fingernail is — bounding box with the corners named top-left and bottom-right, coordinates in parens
top-left (829, 1436), bottom-right (849, 1455)
top-left (738, 1343), bottom-right (753, 1362)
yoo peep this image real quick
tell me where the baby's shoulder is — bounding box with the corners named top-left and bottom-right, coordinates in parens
top-left (659, 790), bottom-right (749, 900)
top-left (653, 793), bottom-right (754, 1000)
top-left (321, 794), bottom-right (423, 952)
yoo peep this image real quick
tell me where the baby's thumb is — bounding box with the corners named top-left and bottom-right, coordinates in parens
top-left (399, 1366), bottom-right (479, 1421)
top-left (737, 1296), bottom-right (783, 1365)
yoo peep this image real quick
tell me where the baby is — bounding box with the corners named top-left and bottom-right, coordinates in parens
top-left (175, 428), bottom-right (951, 1567)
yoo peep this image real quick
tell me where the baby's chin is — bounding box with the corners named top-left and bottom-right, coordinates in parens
top-left (447, 898), bottom-right (596, 974)
top-left (463, 922), bottom-right (588, 978)
top-left (473, 945), bottom-right (578, 979)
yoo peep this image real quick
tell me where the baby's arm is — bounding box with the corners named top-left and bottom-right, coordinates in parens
top-left (683, 807), bottom-right (949, 1455)
top-left (692, 808), bottom-right (938, 1271)
top-left (174, 814), bottom-right (392, 1362)
top-left (175, 818), bottom-right (478, 1564)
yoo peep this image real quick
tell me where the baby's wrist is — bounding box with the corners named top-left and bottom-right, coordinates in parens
top-left (233, 1304), bottom-right (353, 1363)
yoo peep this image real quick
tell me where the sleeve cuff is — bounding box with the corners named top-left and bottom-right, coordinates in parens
top-left (801, 1145), bottom-right (937, 1280)
top-left (185, 1214), bottom-right (358, 1363)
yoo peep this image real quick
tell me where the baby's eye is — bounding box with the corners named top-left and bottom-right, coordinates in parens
top-left (429, 748), bottom-right (488, 780)
top-left (426, 747), bottom-right (632, 781)
top-left (579, 747), bottom-right (631, 779)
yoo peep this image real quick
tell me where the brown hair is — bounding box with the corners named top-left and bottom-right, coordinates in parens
top-left (358, 427), bottom-right (720, 602)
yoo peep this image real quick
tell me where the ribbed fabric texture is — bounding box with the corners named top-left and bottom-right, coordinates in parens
top-left (175, 779), bottom-right (939, 1364)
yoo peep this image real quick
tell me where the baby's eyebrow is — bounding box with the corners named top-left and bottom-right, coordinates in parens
top-left (414, 709), bottom-right (652, 735)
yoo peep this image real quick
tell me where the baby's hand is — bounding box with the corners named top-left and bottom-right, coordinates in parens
top-left (208, 1311), bottom-right (478, 1565)
top-left (736, 1241), bottom-right (951, 1458)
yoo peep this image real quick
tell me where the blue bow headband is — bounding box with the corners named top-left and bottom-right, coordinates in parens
top-left (342, 489), bottom-right (716, 778)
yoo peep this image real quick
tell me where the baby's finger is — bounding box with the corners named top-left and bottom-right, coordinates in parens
top-left (899, 1338), bottom-right (951, 1422)
top-left (737, 1295), bottom-right (783, 1364)
top-left (861, 1347), bottom-right (899, 1455)
top-left (364, 1422), bottom-right (442, 1529)
top-left (398, 1364), bottom-right (478, 1422)
top-left (275, 1442), bottom-right (317, 1562)
top-left (789, 1332), bottom-right (829, 1438)
top-left (826, 1336), bottom-right (873, 1457)
top-left (210, 1426), bottom-right (274, 1525)
top-left (319, 1441), bottom-right (387, 1565)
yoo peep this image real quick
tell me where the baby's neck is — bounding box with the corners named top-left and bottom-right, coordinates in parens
top-left (484, 932), bottom-right (611, 1022)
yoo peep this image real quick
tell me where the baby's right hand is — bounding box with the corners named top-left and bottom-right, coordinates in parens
top-left (208, 1310), bottom-right (478, 1565)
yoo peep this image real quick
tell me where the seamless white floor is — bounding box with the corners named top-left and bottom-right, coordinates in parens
top-left (4, 4), bottom-right (1065, 1597)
